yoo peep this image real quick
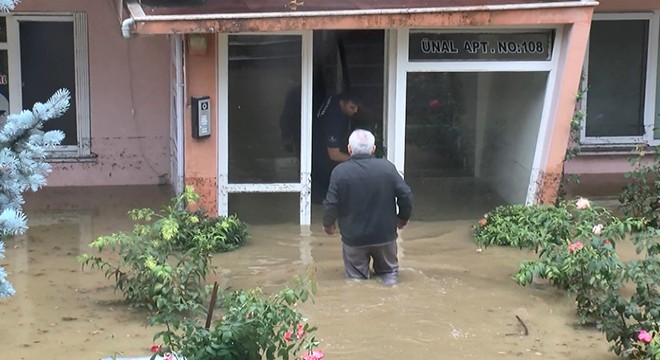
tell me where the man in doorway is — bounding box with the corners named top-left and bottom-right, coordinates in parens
top-left (322, 129), bottom-right (413, 286)
top-left (311, 90), bottom-right (361, 203)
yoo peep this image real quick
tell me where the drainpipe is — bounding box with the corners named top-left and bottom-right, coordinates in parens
top-left (121, 17), bottom-right (135, 39)
top-left (174, 34), bottom-right (185, 195)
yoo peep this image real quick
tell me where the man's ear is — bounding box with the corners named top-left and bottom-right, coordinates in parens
top-left (371, 145), bottom-right (376, 154)
top-left (348, 145), bottom-right (353, 155)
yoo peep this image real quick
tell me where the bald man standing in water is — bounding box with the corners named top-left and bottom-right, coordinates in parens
top-left (322, 129), bottom-right (413, 286)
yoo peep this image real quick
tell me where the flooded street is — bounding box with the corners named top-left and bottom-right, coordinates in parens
top-left (0, 184), bottom-right (617, 360)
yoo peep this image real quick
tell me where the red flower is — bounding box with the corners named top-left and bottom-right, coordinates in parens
top-left (428, 99), bottom-right (441, 108)
top-left (296, 323), bottom-right (305, 339)
top-left (150, 345), bottom-right (161, 353)
top-left (283, 330), bottom-right (293, 342)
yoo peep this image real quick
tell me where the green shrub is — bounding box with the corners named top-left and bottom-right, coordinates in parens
top-left (477, 195), bottom-right (660, 358)
top-left (474, 204), bottom-right (560, 249)
top-left (80, 186), bottom-right (324, 360)
top-left (474, 198), bottom-right (627, 251)
top-left (515, 235), bottom-right (622, 325)
top-left (78, 186), bottom-right (247, 313)
top-left (511, 198), bottom-right (641, 325)
top-left (477, 197), bottom-right (643, 325)
top-left (172, 210), bottom-right (249, 253)
top-left (597, 228), bottom-right (660, 359)
top-left (152, 269), bottom-right (322, 360)
top-left (619, 146), bottom-right (660, 228)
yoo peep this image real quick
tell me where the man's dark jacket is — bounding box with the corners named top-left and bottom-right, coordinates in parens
top-left (322, 154), bottom-right (413, 247)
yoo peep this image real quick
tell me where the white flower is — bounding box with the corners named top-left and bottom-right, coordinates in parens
top-left (592, 224), bottom-right (604, 235)
top-left (576, 197), bottom-right (591, 210)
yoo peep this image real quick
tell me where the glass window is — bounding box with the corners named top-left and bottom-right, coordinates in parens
top-left (405, 72), bottom-right (548, 206)
top-left (0, 17), bottom-right (7, 43)
top-left (227, 35), bottom-right (302, 184)
top-left (585, 20), bottom-right (648, 138)
top-left (11, 14), bottom-right (90, 158)
top-left (20, 21), bottom-right (78, 146)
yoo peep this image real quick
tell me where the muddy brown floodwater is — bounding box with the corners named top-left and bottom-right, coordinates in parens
top-left (0, 185), bottom-right (619, 360)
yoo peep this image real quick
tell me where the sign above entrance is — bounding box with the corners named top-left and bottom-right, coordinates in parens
top-left (409, 31), bottom-right (554, 61)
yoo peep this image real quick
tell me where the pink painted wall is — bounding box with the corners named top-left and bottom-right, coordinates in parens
top-left (15, 0), bottom-right (171, 186)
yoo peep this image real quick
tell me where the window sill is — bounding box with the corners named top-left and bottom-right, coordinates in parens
top-left (574, 143), bottom-right (652, 156)
top-left (46, 153), bottom-right (98, 163)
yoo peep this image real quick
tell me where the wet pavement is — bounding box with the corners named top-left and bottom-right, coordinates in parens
top-left (0, 184), bottom-right (618, 359)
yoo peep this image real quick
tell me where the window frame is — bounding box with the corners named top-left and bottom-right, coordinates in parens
top-left (6, 13), bottom-right (91, 159)
top-left (580, 12), bottom-right (660, 147)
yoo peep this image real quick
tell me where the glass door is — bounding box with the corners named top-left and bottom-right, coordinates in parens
top-left (218, 32), bottom-right (313, 225)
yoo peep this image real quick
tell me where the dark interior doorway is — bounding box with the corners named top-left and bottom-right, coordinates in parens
top-left (312, 30), bottom-right (386, 147)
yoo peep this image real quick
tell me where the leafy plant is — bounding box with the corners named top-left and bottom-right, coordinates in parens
top-left (474, 203), bottom-right (567, 249)
top-left (172, 210), bottom-right (249, 253)
top-left (79, 186), bottom-right (324, 360)
top-left (556, 83), bottom-right (586, 203)
top-left (479, 197), bottom-right (643, 324)
top-left (516, 235), bottom-right (622, 325)
top-left (78, 186), bottom-right (245, 314)
top-left (597, 227), bottom-right (660, 359)
top-left (513, 198), bottom-right (642, 324)
top-left (151, 268), bottom-right (323, 360)
top-left (619, 146), bottom-right (660, 228)
top-left (475, 198), bottom-right (634, 252)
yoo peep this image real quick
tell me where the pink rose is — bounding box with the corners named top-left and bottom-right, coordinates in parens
top-left (301, 349), bottom-right (324, 360)
top-left (568, 241), bottom-right (583, 253)
top-left (576, 197), bottom-right (590, 209)
top-left (638, 330), bottom-right (653, 343)
top-left (283, 330), bottom-right (293, 342)
top-left (296, 323), bottom-right (305, 339)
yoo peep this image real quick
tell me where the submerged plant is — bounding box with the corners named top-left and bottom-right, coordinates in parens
top-left (597, 227), bottom-right (660, 359)
top-left (151, 268), bottom-right (322, 360)
top-left (512, 197), bottom-right (642, 324)
top-left (474, 197), bottom-right (630, 252)
top-left (474, 203), bottom-right (567, 249)
top-left (172, 210), bottom-right (249, 253)
top-left (619, 146), bottom-right (660, 228)
top-left (78, 186), bottom-right (248, 314)
top-left (79, 186), bottom-right (325, 360)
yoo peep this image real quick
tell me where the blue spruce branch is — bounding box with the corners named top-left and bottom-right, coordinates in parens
top-left (0, 0), bottom-right (20, 12)
top-left (0, 88), bottom-right (70, 299)
top-left (0, 241), bottom-right (14, 298)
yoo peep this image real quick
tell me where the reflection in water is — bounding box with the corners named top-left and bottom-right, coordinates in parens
top-left (0, 186), bottom-right (617, 359)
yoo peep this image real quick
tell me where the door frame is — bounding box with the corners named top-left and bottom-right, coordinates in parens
top-left (387, 27), bottom-right (563, 204)
top-left (217, 31), bottom-right (314, 225)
